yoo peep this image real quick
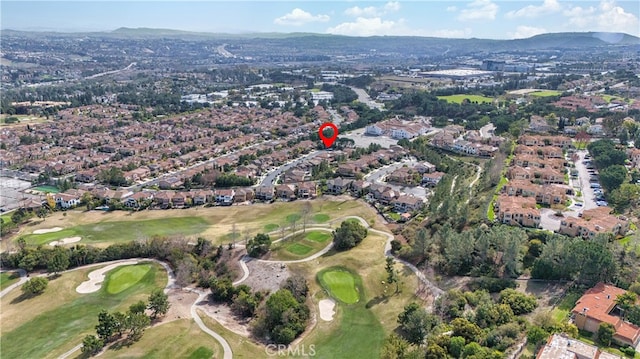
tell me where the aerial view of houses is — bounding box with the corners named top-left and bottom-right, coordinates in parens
top-left (1, 7), bottom-right (640, 358)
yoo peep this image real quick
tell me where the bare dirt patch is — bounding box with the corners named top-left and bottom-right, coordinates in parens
top-left (76, 260), bottom-right (139, 294)
top-left (242, 260), bottom-right (291, 293)
top-left (163, 289), bottom-right (198, 323)
top-left (48, 236), bottom-right (82, 246)
top-left (318, 299), bottom-right (336, 321)
top-left (33, 227), bottom-right (63, 234)
top-left (198, 301), bottom-right (251, 337)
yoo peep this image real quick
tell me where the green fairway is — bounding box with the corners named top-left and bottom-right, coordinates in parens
top-left (437, 94), bottom-right (494, 104)
top-left (318, 267), bottom-right (361, 304)
top-left (1, 263), bottom-right (165, 359)
top-left (106, 264), bottom-right (152, 294)
top-left (299, 303), bottom-right (383, 359)
top-left (0, 271), bottom-right (20, 290)
top-left (306, 231), bottom-right (331, 243)
top-left (22, 216), bottom-right (210, 246)
top-left (270, 230), bottom-right (332, 261)
top-left (33, 185), bottom-right (60, 193)
top-left (101, 319), bottom-right (223, 359)
top-left (530, 90), bottom-right (562, 97)
top-left (313, 213), bottom-right (330, 223)
top-left (264, 223), bottom-right (279, 232)
top-left (286, 243), bottom-right (314, 255)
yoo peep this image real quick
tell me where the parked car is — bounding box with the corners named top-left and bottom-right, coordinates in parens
top-left (590, 183), bottom-right (601, 188)
top-left (596, 201), bottom-right (608, 206)
top-left (574, 203), bottom-right (583, 207)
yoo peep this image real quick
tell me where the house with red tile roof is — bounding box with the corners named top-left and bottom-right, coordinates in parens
top-left (572, 283), bottom-right (640, 347)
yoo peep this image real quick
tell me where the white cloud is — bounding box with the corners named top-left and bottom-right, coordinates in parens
top-left (457, 0), bottom-right (499, 21)
top-left (508, 25), bottom-right (547, 39)
top-left (563, 0), bottom-right (639, 36)
top-left (326, 17), bottom-right (472, 38)
top-left (274, 8), bottom-right (330, 26)
top-left (431, 28), bottom-right (473, 38)
top-left (327, 17), bottom-right (405, 36)
top-left (505, 0), bottom-right (561, 19)
top-left (344, 1), bottom-right (400, 18)
top-left (446, 6), bottom-right (458, 12)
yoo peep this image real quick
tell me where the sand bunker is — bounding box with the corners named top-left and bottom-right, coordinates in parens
top-left (33, 227), bottom-right (63, 234)
top-left (76, 260), bottom-right (139, 294)
top-left (49, 237), bottom-right (82, 246)
top-left (319, 299), bottom-right (336, 321)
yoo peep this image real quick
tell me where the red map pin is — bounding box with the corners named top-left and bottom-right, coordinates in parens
top-left (318, 122), bottom-right (339, 148)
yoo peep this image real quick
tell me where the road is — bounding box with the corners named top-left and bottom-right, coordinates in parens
top-left (479, 123), bottom-right (495, 139)
top-left (0, 269), bottom-right (27, 299)
top-left (350, 87), bottom-right (385, 111)
top-left (127, 139), bottom-right (272, 191)
top-left (363, 158), bottom-right (429, 200)
top-left (190, 290), bottom-right (233, 359)
top-left (258, 150), bottom-right (323, 186)
top-left (539, 150), bottom-right (597, 232)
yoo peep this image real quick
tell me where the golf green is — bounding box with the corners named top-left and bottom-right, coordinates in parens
top-left (106, 264), bottom-right (152, 294)
top-left (286, 243), bottom-right (314, 255)
top-left (318, 268), bottom-right (360, 304)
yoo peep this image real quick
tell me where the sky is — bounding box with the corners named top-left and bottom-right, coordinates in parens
top-left (1, 0), bottom-right (639, 39)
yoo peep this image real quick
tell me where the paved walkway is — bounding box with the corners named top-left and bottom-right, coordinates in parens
top-left (0, 269), bottom-right (27, 299)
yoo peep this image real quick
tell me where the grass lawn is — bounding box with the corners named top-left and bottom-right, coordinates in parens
top-left (530, 90), bottom-right (562, 97)
top-left (106, 264), bottom-right (152, 294)
top-left (21, 216), bottom-right (211, 246)
top-left (437, 94), bottom-right (494, 104)
top-left (286, 213), bottom-right (302, 224)
top-left (33, 185), bottom-right (60, 194)
top-left (551, 290), bottom-right (582, 323)
top-left (0, 262), bottom-right (166, 359)
top-left (286, 243), bottom-right (314, 256)
top-left (270, 230), bottom-right (332, 261)
top-left (306, 231), bottom-right (331, 243)
top-left (317, 267), bottom-right (361, 304)
top-left (264, 223), bottom-right (279, 232)
top-left (101, 319), bottom-right (224, 359)
top-left (0, 271), bottom-right (20, 290)
top-left (5, 197), bottom-right (374, 249)
top-left (313, 213), bottom-right (330, 223)
top-left (199, 312), bottom-right (266, 358)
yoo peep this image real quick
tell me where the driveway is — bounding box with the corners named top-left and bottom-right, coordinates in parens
top-left (364, 158), bottom-right (429, 200)
top-left (573, 150), bottom-right (598, 211)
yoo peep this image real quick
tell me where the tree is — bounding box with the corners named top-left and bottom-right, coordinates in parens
top-left (112, 311), bottom-right (129, 337)
top-left (21, 277), bottom-right (48, 296)
top-left (527, 326), bottom-right (549, 346)
top-left (281, 275), bottom-right (308, 303)
top-left (597, 322), bottom-right (615, 346)
top-left (129, 300), bottom-right (147, 315)
top-left (425, 344), bottom-right (447, 359)
top-left (127, 312), bottom-right (151, 341)
top-left (333, 220), bottom-right (368, 251)
top-left (18, 253), bottom-right (38, 272)
top-left (256, 289), bottom-right (309, 345)
top-left (95, 310), bottom-right (117, 342)
top-left (47, 247), bottom-right (70, 275)
top-left (301, 201), bottom-right (312, 233)
top-left (449, 336), bottom-right (466, 358)
top-left (246, 233), bottom-right (271, 257)
top-left (600, 165), bottom-right (627, 192)
top-left (81, 335), bottom-right (104, 356)
top-left (499, 288), bottom-right (537, 315)
top-left (380, 333), bottom-right (410, 359)
top-left (397, 302), bottom-right (439, 345)
top-left (147, 289), bottom-right (170, 319)
top-left (385, 257), bottom-right (399, 294)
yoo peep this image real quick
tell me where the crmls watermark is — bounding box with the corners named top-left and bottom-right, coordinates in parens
top-left (265, 344), bottom-right (316, 357)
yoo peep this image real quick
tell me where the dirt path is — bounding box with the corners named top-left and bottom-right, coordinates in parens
top-left (188, 289), bottom-right (233, 359)
top-left (466, 163), bottom-right (483, 204)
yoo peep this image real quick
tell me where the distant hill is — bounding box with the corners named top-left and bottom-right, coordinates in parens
top-left (2, 28), bottom-right (637, 56)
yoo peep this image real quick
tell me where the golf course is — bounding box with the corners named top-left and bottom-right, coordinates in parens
top-left (1, 262), bottom-right (167, 359)
top-left (1, 198), bottom-right (429, 359)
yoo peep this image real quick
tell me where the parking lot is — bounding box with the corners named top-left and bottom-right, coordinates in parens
top-left (342, 128), bottom-right (399, 149)
top-left (0, 177), bottom-right (38, 213)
